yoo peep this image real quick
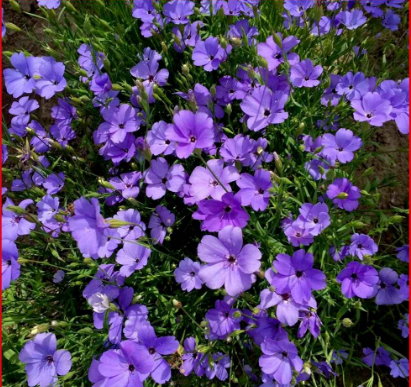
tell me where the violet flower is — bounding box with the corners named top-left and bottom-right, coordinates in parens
top-left (362, 347), bottom-right (391, 367)
top-left (192, 36), bottom-right (228, 72)
top-left (2, 239), bottom-right (20, 290)
top-left (326, 178), bottom-right (361, 211)
top-left (174, 257), bottom-right (203, 292)
top-left (373, 267), bottom-right (402, 305)
top-left (36, 58), bottom-right (67, 99)
top-left (163, 0), bottom-right (194, 24)
top-left (2, 198), bottom-right (35, 241)
top-left (322, 128), bottom-right (362, 163)
top-left (198, 225), bottom-right (261, 296)
top-left (349, 233), bottom-right (378, 260)
top-left (298, 309), bottom-right (322, 338)
top-left (351, 92), bottom-right (392, 127)
top-left (147, 121), bottom-right (176, 156)
top-left (396, 245), bottom-right (409, 263)
top-left (390, 359), bottom-right (409, 378)
top-left (290, 59), bottom-right (323, 88)
top-left (206, 300), bottom-right (242, 339)
top-left (236, 169), bottom-right (273, 211)
top-left (398, 314), bottom-right (409, 338)
top-left (109, 171), bottom-right (142, 200)
top-left (336, 9), bottom-right (367, 30)
top-left (294, 203), bottom-right (331, 236)
top-left (43, 173), bottom-right (65, 195)
top-left (337, 261), bottom-right (379, 298)
top-left (181, 337), bottom-right (205, 376)
top-left (37, 0), bottom-right (61, 9)
top-left (148, 205), bottom-right (175, 245)
top-left (116, 239), bottom-right (151, 277)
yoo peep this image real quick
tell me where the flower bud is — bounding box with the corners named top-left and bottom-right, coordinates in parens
top-left (230, 37), bottom-right (242, 47)
top-left (226, 336), bottom-right (232, 343)
top-left (233, 311), bottom-right (242, 319)
top-left (132, 294), bottom-right (143, 304)
top-left (342, 318), bottom-right (353, 328)
top-left (210, 84), bottom-right (216, 97)
top-left (269, 286), bottom-right (276, 293)
top-left (5, 22), bottom-right (22, 33)
top-left (98, 178), bottom-right (115, 190)
top-left (182, 64), bottom-right (190, 76)
top-left (336, 192), bottom-right (349, 200)
top-left (272, 33), bottom-right (283, 47)
top-left (6, 205), bottom-right (27, 215)
top-left (83, 258), bottom-right (94, 266)
top-left (252, 307), bottom-right (260, 315)
top-left (303, 362), bottom-right (312, 375)
top-left (273, 152), bottom-right (283, 175)
top-left (31, 323), bottom-right (50, 336)
top-left (109, 303), bottom-right (118, 312)
top-left (226, 103), bottom-right (232, 116)
top-left (9, 0), bottom-right (21, 13)
top-left (258, 56), bottom-right (268, 69)
top-left (54, 214), bottom-right (66, 223)
top-left (112, 83), bottom-right (123, 91)
top-left (172, 299), bottom-right (182, 309)
top-left (51, 321), bottom-right (68, 328)
top-left (200, 320), bottom-right (209, 328)
top-left (219, 36), bottom-right (228, 49)
top-left (161, 42), bottom-right (168, 54)
top-left (351, 221), bottom-right (365, 229)
top-left (63, 0), bottom-right (77, 12)
top-left (107, 219), bottom-right (135, 228)
top-left (390, 215), bottom-right (404, 224)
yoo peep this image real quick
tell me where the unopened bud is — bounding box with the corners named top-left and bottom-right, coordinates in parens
top-left (182, 64), bottom-right (190, 76)
top-left (107, 219), bottom-right (136, 228)
top-left (273, 152), bottom-right (283, 175)
top-left (226, 103), bottom-right (232, 116)
top-left (219, 37), bottom-right (228, 49)
top-left (252, 307), bottom-right (260, 315)
top-left (9, 0), bottom-right (21, 13)
top-left (132, 294), bottom-right (143, 304)
top-left (258, 56), bottom-right (268, 69)
top-left (98, 178), bottom-right (115, 190)
top-left (63, 0), bottom-right (77, 12)
top-left (303, 362), bottom-right (312, 375)
top-left (83, 258), bottom-right (94, 266)
top-left (226, 336), bottom-right (232, 343)
top-left (233, 311), bottom-right (242, 319)
top-left (161, 42), bottom-right (168, 54)
top-left (112, 84), bottom-right (123, 91)
top-left (351, 221), bottom-right (365, 229)
top-left (269, 286), bottom-right (276, 293)
top-left (172, 299), bottom-right (182, 309)
top-left (210, 84), bottom-right (216, 97)
top-left (31, 323), bottom-right (50, 336)
top-left (272, 33), bottom-right (283, 48)
top-left (336, 192), bottom-right (349, 200)
top-left (342, 318), bottom-right (353, 328)
top-left (230, 37), bottom-right (242, 47)
top-left (7, 205), bottom-right (27, 215)
top-left (51, 321), bottom-right (68, 328)
top-left (5, 22), bottom-right (22, 33)
top-left (390, 215), bottom-right (404, 224)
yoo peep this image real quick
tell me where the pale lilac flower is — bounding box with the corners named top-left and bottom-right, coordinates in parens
top-left (322, 128), bottom-right (362, 163)
top-left (236, 169), bottom-right (273, 211)
top-left (290, 59), bottom-right (323, 88)
top-left (349, 233), bottom-right (378, 260)
top-left (147, 121), bottom-right (176, 156)
top-left (174, 258), bottom-right (203, 292)
top-left (148, 206), bottom-right (175, 245)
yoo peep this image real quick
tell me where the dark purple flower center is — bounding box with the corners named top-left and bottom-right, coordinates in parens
top-left (53, 80), bottom-right (59, 85)
top-left (209, 55), bottom-right (214, 60)
top-left (128, 364), bottom-right (135, 372)
top-left (351, 273), bottom-right (358, 280)
top-left (332, 88), bottom-right (337, 93)
top-left (358, 244), bottom-right (363, 249)
top-left (46, 355), bottom-right (54, 364)
top-left (304, 77), bottom-right (309, 81)
top-left (229, 89), bottom-right (234, 94)
top-left (224, 206), bottom-right (231, 213)
top-left (211, 180), bottom-right (219, 187)
top-left (295, 232), bottom-right (301, 237)
top-left (258, 188), bottom-right (264, 194)
top-left (225, 312), bottom-right (230, 318)
top-left (165, 139), bottom-right (171, 145)
top-left (349, 85), bottom-right (353, 90)
top-left (148, 75), bottom-right (155, 82)
top-left (366, 113), bottom-right (372, 118)
top-left (190, 136), bottom-right (196, 143)
top-left (281, 293), bottom-right (291, 301)
top-left (313, 218), bottom-right (319, 224)
top-left (295, 271), bottom-right (303, 278)
top-left (119, 124), bottom-right (125, 129)
top-left (25, 74), bottom-right (30, 80)
top-left (264, 109), bottom-right (271, 117)
top-left (282, 351), bottom-right (288, 357)
top-left (149, 348), bottom-right (156, 355)
top-left (275, 53), bottom-right (282, 59)
top-left (148, 10), bottom-right (152, 14)
top-left (6, 260), bottom-right (11, 266)
top-left (380, 283), bottom-right (387, 289)
top-left (125, 182), bottom-right (132, 188)
top-left (162, 178), bottom-right (167, 184)
top-left (338, 147), bottom-right (343, 152)
top-left (192, 352), bottom-right (198, 359)
top-left (227, 254), bottom-right (237, 264)
top-left (190, 271), bottom-right (196, 277)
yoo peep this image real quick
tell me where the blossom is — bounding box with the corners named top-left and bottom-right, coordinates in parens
top-left (144, 157), bottom-right (185, 200)
top-left (396, 245), bottom-right (409, 262)
top-left (349, 233), bottom-right (378, 260)
top-left (96, 104), bottom-right (140, 144)
top-left (236, 169), bottom-right (273, 211)
top-left (215, 76), bottom-right (248, 104)
top-left (322, 128), bottom-right (362, 163)
top-left (194, 192), bottom-right (250, 232)
top-left (19, 333), bottom-right (72, 387)
top-left (373, 267), bottom-right (402, 305)
top-left (132, 0), bottom-right (157, 22)
top-left (219, 134), bottom-right (254, 164)
top-left (147, 121), bottom-right (176, 156)
top-left (116, 239), bottom-right (151, 277)
top-left (3, 53), bottom-right (40, 98)
top-left (165, 110), bottom-right (214, 158)
top-left (298, 309), bottom-right (322, 338)
top-left (390, 359), bottom-right (409, 378)
top-left (227, 19), bottom-right (258, 46)
top-left (37, 0), bottom-right (61, 9)
top-left (2, 198), bottom-right (35, 241)
top-left (87, 292), bottom-right (111, 313)
top-left (330, 245), bottom-right (350, 261)
top-left (257, 34), bottom-right (300, 71)
top-left (43, 173), bottom-right (65, 195)
top-left (198, 225), bottom-right (261, 296)
top-left (36, 58), bottom-right (67, 99)
top-left (204, 352), bottom-right (231, 381)
top-left (9, 96), bottom-right (39, 127)
top-left (294, 203), bottom-right (331, 236)
top-left (172, 21), bottom-right (203, 52)
top-left (259, 339), bottom-right (303, 385)
top-left (148, 206), bottom-right (175, 244)
top-left (398, 314), bottom-right (409, 338)
top-left (351, 92), bottom-right (393, 127)
top-left (362, 347), bottom-right (391, 367)
top-left (337, 261), bottom-right (379, 298)
top-left (134, 324), bottom-right (179, 384)
top-left (189, 159), bottom-right (240, 202)
top-left (382, 10), bottom-right (400, 31)
top-left (192, 36), bottom-right (228, 72)
top-left (336, 72), bottom-right (369, 101)
top-left (336, 9), bottom-right (367, 30)
top-left (163, 0), bottom-right (194, 24)
top-left (284, 222), bottom-right (314, 247)
top-left (267, 249), bottom-right (326, 304)
top-left (326, 178), bottom-right (361, 211)
top-left (89, 340), bottom-right (154, 387)
top-left (290, 59), bottom-right (323, 88)
top-left (311, 16), bottom-right (332, 36)
top-left (2, 240), bottom-right (20, 290)
top-left (181, 337), bottom-right (205, 376)
top-left (206, 300), bottom-right (242, 339)
top-left (109, 171), bottom-right (142, 200)
top-left (240, 86), bottom-right (289, 131)
top-left (321, 74), bottom-right (342, 106)
top-left (2, 8), bottom-right (5, 37)
top-left (77, 44), bottom-right (104, 80)
top-left (53, 270), bottom-right (65, 284)
top-left (174, 258), bottom-right (203, 292)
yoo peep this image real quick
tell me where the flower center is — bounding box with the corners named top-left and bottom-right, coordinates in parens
top-left (313, 218), bottom-right (319, 224)
top-left (148, 75), bottom-right (155, 82)
top-left (209, 55), bottom-right (214, 60)
top-left (46, 355), bottom-right (54, 364)
top-left (338, 147), bottom-right (343, 151)
top-left (25, 74), bottom-right (30, 80)
top-left (264, 109), bottom-right (271, 117)
top-left (225, 312), bottom-right (230, 318)
top-left (211, 180), bottom-right (219, 187)
top-left (296, 271), bottom-right (303, 278)
top-left (358, 244), bottom-right (363, 249)
top-left (119, 124), bottom-right (125, 129)
top-left (149, 348), bottom-right (156, 355)
top-left (281, 293), bottom-right (291, 301)
top-left (351, 273), bottom-right (358, 280)
top-left (227, 254), bottom-right (237, 264)
top-left (348, 85), bottom-right (353, 90)
top-left (295, 232), bottom-right (301, 237)
top-left (380, 283), bottom-right (387, 289)
top-left (190, 136), bottom-right (196, 143)
top-left (162, 178), bottom-right (167, 184)
top-left (128, 364), bottom-right (135, 372)
top-left (258, 188), bottom-right (264, 194)
top-left (224, 206), bottom-right (231, 213)
top-left (53, 80), bottom-right (59, 85)
top-left (190, 271), bottom-right (196, 277)
top-left (366, 113), bottom-right (372, 118)
top-left (282, 351), bottom-right (288, 357)
top-left (275, 53), bottom-right (281, 59)
top-left (165, 139), bottom-right (170, 145)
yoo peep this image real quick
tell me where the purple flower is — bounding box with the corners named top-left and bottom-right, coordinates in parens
top-left (337, 261), bottom-right (379, 298)
top-left (2, 240), bottom-right (20, 290)
top-left (166, 110), bottom-right (214, 158)
top-left (398, 274), bottom-right (409, 301)
top-left (3, 53), bottom-right (40, 98)
top-left (134, 324), bottom-right (179, 385)
top-left (236, 169), bottom-right (273, 211)
top-left (37, 0), bottom-right (61, 9)
top-left (330, 245), bottom-right (350, 261)
top-left (200, 0), bottom-right (225, 15)
top-left (390, 359), bottom-right (409, 378)
top-left (326, 178), bottom-right (361, 211)
top-left (198, 225), bottom-right (261, 296)
top-left (312, 361), bottom-right (337, 378)
top-left (78, 44), bottom-right (104, 80)
top-left (36, 58), bottom-right (67, 99)
top-left (322, 128), bottom-right (362, 163)
top-left (99, 134), bottom-right (136, 165)
top-left (257, 34), bottom-right (300, 71)
top-left (383, 10), bottom-right (400, 31)
top-left (336, 72), bottom-right (369, 101)
top-left (373, 267), bottom-right (402, 305)
top-left (109, 171), bottom-right (142, 200)
top-left (36, 195), bottom-right (59, 223)
top-left (147, 121), bottom-right (176, 156)
top-left (336, 9), bottom-right (367, 30)
top-left (294, 203), bottom-right (331, 236)
top-left (43, 173), bottom-right (65, 195)
top-left (53, 270), bottom-right (65, 284)
top-left (298, 309), bottom-right (322, 338)
top-left (284, 222), bottom-right (315, 247)
top-left (206, 300), bottom-right (242, 339)
top-left (28, 120), bottom-right (50, 153)
top-left (192, 36), bottom-right (227, 72)
top-left (284, 0), bottom-right (314, 16)
top-left (172, 21), bottom-right (203, 52)
top-left (215, 76), bottom-right (248, 104)
top-left (267, 249), bottom-right (326, 304)
top-left (50, 124), bottom-right (76, 147)
top-left (9, 96), bottom-right (39, 127)
top-left (174, 257), bottom-right (203, 292)
top-left (163, 0), bottom-right (194, 24)
top-left (219, 134), bottom-right (254, 164)
top-left (398, 314), bottom-right (409, 338)
top-left (116, 238), bottom-right (151, 277)
top-left (304, 158), bottom-right (330, 181)
top-left (181, 337), bottom-right (205, 376)
top-left (203, 352), bottom-right (231, 381)
top-left (290, 59), bottom-right (323, 88)
top-left (96, 104), bottom-right (140, 144)
top-left (89, 340), bottom-right (154, 387)
top-left (396, 245), bottom-right (409, 263)
top-left (227, 19), bottom-right (258, 46)
top-left (2, 198), bottom-right (35, 241)
top-left (194, 192), bottom-right (250, 232)
top-left (362, 347), bottom-right (392, 367)
top-left (259, 339), bottom-right (303, 385)
top-left (90, 73), bottom-right (112, 95)
top-left (2, 8), bottom-right (5, 37)
top-left (321, 74), bottom-right (342, 106)
top-left (19, 333), bottom-right (72, 387)
top-left (148, 206), bottom-right (175, 245)
top-left (240, 86), bottom-right (289, 131)
top-left (132, 0), bottom-right (157, 23)
top-left (144, 157), bottom-right (185, 200)
top-left (349, 233), bottom-right (378, 260)
top-left (311, 16), bottom-right (332, 36)
top-left (189, 159), bottom-right (239, 202)
top-left (351, 92), bottom-right (392, 127)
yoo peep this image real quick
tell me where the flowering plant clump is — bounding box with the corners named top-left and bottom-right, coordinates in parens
top-left (1, 0), bottom-right (409, 386)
